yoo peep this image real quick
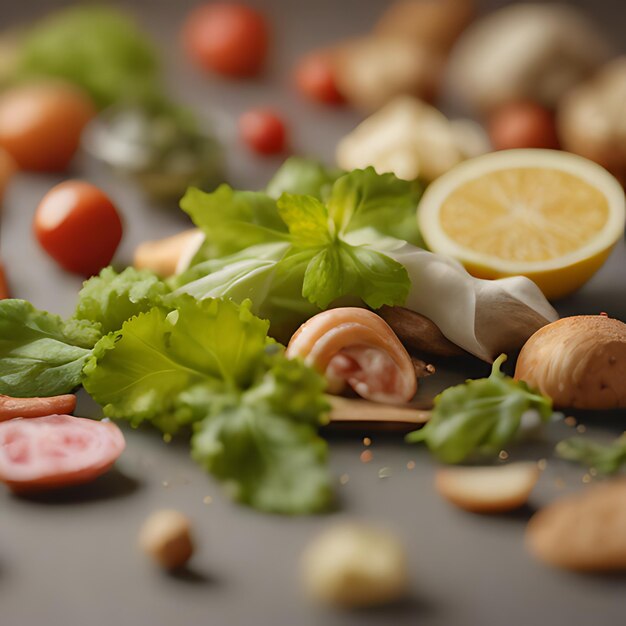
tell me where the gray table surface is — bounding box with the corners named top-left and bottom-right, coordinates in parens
top-left (1, 1), bottom-right (626, 625)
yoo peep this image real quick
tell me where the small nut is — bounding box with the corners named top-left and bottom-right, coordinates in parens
top-left (138, 509), bottom-right (194, 570)
top-left (300, 522), bottom-right (409, 608)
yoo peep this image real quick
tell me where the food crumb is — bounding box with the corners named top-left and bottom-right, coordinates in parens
top-left (589, 468), bottom-right (598, 477)
top-left (498, 450), bottom-right (509, 460)
top-left (564, 416), bottom-right (577, 427)
top-left (203, 495), bottom-right (213, 504)
top-left (360, 450), bottom-right (373, 463)
top-left (576, 424), bottom-right (587, 434)
top-left (537, 459), bottom-right (547, 471)
top-left (406, 461), bottom-right (416, 470)
top-left (162, 480), bottom-right (170, 488)
top-left (163, 433), bottom-right (172, 443)
top-left (378, 467), bottom-right (392, 479)
top-left (339, 473), bottom-right (350, 485)
top-left (582, 473), bottom-right (592, 484)
top-left (363, 437), bottom-right (372, 447)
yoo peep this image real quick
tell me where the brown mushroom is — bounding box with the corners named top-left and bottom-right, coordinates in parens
top-left (514, 315), bottom-right (626, 409)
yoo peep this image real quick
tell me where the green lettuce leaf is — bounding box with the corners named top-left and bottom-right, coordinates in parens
top-left (75, 266), bottom-right (169, 334)
top-left (266, 157), bottom-right (343, 200)
top-left (0, 299), bottom-right (96, 397)
top-left (16, 6), bottom-right (162, 109)
top-left (192, 402), bottom-right (331, 514)
top-left (407, 355), bottom-right (553, 463)
top-left (556, 434), bottom-right (626, 475)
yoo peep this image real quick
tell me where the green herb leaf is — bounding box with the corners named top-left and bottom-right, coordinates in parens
top-left (192, 402), bottom-right (332, 514)
top-left (0, 299), bottom-right (95, 397)
top-left (407, 355), bottom-right (553, 463)
top-left (180, 185), bottom-right (289, 258)
top-left (556, 434), bottom-right (626, 475)
top-left (266, 157), bottom-right (343, 200)
top-left (277, 193), bottom-right (331, 247)
top-left (17, 6), bottom-right (161, 109)
top-left (75, 266), bottom-right (169, 334)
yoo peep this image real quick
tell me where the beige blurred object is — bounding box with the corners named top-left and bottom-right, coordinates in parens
top-left (138, 509), bottom-right (194, 570)
top-left (435, 463), bottom-right (541, 514)
top-left (336, 97), bottom-right (490, 182)
top-left (332, 37), bottom-right (443, 112)
top-left (558, 57), bottom-right (626, 185)
top-left (526, 480), bottom-right (626, 572)
top-left (445, 3), bottom-right (610, 114)
top-left (375, 0), bottom-right (475, 54)
top-left (300, 523), bottom-right (409, 608)
top-left (514, 315), bottom-right (626, 410)
top-left (133, 228), bottom-right (204, 277)
top-left (0, 146), bottom-right (17, 204)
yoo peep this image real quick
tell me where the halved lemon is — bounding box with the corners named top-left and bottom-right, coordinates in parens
top-left (418, 150), bottom-right (626, 299)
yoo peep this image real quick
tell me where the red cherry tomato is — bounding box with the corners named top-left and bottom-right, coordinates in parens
top-left (239, 108), bottom-right (287, 155)
top-left (294, 52), bottom-right (345, 105)
top-left (0, 414), bottom-right (125, 493)
top-left (182, 3), bottom-right (268, 77)
top-left (488, 101), bottom-right (560, 151)
top-left (34, 181), bottom-right (123, 277)
top-left (0, 82), bottom-right (95, 172)
top-left (0, 262), bottom-right (8, 300)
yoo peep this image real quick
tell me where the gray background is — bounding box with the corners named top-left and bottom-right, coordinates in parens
top-left (1, 1), bottom-right (626, 625)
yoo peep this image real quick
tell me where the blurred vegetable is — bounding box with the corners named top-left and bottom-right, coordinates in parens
top-left (407, 355), bottom-right (553, 463)
top-left (445, 3), bottom-right (610, 115)
top-left (266, 157), bottom-right (343, 200)
top-left (134, 229), bottom-right (204, 277)
top-left (182, 3), bottom-right (268, 78)
top-left (375, 0), bottom-right (474, 54)
top-left (0, 393), bottom-right (76, 420)
top-left (15, 6), bottom-right (161, 109)
top-left (300, 523), bottom-right (409, 608)
top-left (34, 181), bottom-right (123, 276)
top-left (558, 58), bottom-right (626, 185)
top-left (82, 296), bottom-right (333, 514)
top-left (0, 147), bottom-right (16, 201)
top-left (239, 108), bottom-right (287, 155)
top-left (333, 37), bottom-right (442, 111)
top-left (0, 263), bottom-right (8, 300)
top-left (0, 81), bottom-right (95, 171)
top-left (82, 106), bottom-right (224, 201)
top-left (336, 96), bottom-right (490, 183)
top-left (294, 52), bottom-right (344, 105)
top-left (488, 101), bottom-right (559, 151)
top-left (556, 434), bottom-right (626, 475)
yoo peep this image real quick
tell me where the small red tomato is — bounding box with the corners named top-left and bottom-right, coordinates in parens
top-left (0, 82), bottom-right (95, 172)
top-left (0, 262), bottom-right (8, 300)
top-left (182, 3), bottom-right (268, 77)
top-left (0, 414), bottom-right (125, 493)
top-left (294, 52), bottom-right (345, 105)
top-left (34, 181), bottom-right (123, 276)
top-left (488, 101), bottom-right (560, 151)
top-left (239, 108), bottom-right (287, 155)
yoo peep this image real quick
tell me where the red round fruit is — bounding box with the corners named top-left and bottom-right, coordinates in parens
top-left (294, 52), bottom-right (344, 105)
top-left (0, 414), bottom-right (126, 493)
top-left (34, 181), bottom-right (123, 276)
top-left (182, 3), bottom-right (269, 77)
top-left (488, 101), bottom-right (560, 151)
top-left (239, 108), bottom-right (287, 155)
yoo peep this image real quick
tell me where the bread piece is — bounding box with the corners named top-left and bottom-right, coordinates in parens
top-left (526, 480), bottom-right (626, 572)
top-left (436, 463), bottom-right (540, 513)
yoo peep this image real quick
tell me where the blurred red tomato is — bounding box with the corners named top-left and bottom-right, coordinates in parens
top-left (0, 82), bottom-right (95, 172)
top-left (34, 181), bottom-right (123, 276)
top-left (182, 3), bottom-right (268, 77)
top-left (239, 108), bottom-right (287, 155)
top-left (488, 101), bottom-right (560, 151)
top-left (294, 52), bottom-right (345, 105)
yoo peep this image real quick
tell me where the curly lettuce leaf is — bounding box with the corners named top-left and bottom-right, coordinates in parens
top-left (266, 157), bottom-right (343, 200)
top-left (16, 6), bottom-right (161, 109)
top-left (407, 355), bottom-right (553, 463)
top-left (75, 266), bottom-right (169, 334)
top-left (83, 296), bottom-right (271, 424)
top-left (192, 401), bottom-right (331, 514)
top-left (0, 299), bottom-right (96, 397)
top-left (556, 434), bottom-right (626, 475)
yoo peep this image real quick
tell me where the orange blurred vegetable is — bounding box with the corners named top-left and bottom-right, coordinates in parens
top-left (239, 108), bottom-right (287, 155)
top-left (294, 52), bottom-right (344, 105)
top-left (0, 82), bottom-right (95, 171)
top-left (182, 3), bottom-right (268, 77)
top-left (488, 101), bottom-right (559, 151)
top-left (0, 263), bottom-right (8, 299)
top-left (34, 181), bottom-right (123, 276)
